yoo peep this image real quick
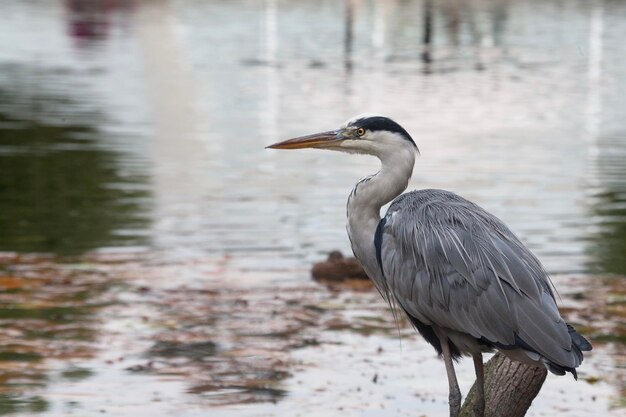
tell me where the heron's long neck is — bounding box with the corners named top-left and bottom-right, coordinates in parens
top-left (346, 147), bottom-right (415, 279)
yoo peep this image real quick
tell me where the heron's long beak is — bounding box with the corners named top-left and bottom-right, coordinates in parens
top-left (266, 130), bottom-right (342, 150)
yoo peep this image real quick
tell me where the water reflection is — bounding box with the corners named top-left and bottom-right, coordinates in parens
top-left (344, 0), bottom-right (354, 71)
top-left (66, 0), bottom-right (112, 43)
top-left (588, 131), bottom-right (626, 276)
top-left (0, 254), bottom-right (117, 414)
top-left (591, 190), bottom-right (626, 276)
top-left (0, 88), bottom-right (151, 255)
top-left (421, 0), bottom-right (433, 66)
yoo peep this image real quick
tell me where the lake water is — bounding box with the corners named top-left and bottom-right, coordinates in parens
top-left (0, 0), bottom-right (624, 416)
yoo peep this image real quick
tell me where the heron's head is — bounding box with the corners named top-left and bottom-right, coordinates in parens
top-left (267, 114), bottom-right (418, 157)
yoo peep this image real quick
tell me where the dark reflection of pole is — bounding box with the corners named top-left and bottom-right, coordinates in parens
top-left (344, 0), bottom-right (354, 72)
top-left (421, 0), bottom-right (433, 71)
top-left (443, 1), bottom-right (460, 47)
top-left (465, 3), bottom-right (485, 71)
top-left (490, 1), bottom-right (508, 47)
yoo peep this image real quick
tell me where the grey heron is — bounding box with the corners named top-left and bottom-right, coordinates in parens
top-left (267, 115), bottom-right (592, 417)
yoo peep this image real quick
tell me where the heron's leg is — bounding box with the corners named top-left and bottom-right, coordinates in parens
top-left (472, 352), bottom-right (485, 417)
top-left (440, 338), bottom-right (462, 417)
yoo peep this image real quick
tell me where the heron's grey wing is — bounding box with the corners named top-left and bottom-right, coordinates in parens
top-left (377, 190), bottom-right (578, 368)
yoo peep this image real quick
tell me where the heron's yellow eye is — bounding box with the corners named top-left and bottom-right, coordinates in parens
top-left (356, 128), bottom-right (366, 137)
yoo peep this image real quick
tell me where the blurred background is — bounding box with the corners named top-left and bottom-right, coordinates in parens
top-left (0, 0), bottom-right (624, 416)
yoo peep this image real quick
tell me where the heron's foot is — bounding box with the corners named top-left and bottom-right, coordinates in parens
top-left (472, 395), bottom-right (485, 417)
top-left (448, 388), bottom-right (462, 417)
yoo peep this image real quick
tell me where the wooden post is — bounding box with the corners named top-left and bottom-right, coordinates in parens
top-left (459, 353), bottom-right (547, 417)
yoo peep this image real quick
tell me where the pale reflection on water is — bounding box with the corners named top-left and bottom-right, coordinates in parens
top-left (0, 0), bottom-right (625, 416)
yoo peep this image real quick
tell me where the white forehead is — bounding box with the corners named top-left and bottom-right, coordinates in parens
top-left (340, 113), bottom-right (386, 128)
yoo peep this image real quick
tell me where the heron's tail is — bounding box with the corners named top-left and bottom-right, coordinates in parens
top-left (545, 323), bottom-right (592, 380)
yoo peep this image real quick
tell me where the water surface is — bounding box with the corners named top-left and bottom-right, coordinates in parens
top-left (0, 0), bottom-right (625, 415)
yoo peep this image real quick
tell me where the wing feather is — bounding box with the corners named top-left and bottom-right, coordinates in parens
top-left (377, 189), bottom-right (576, 368)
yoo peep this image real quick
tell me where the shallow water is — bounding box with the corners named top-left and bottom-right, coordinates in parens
top-left (0, 0), bottom-right (625, 415)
